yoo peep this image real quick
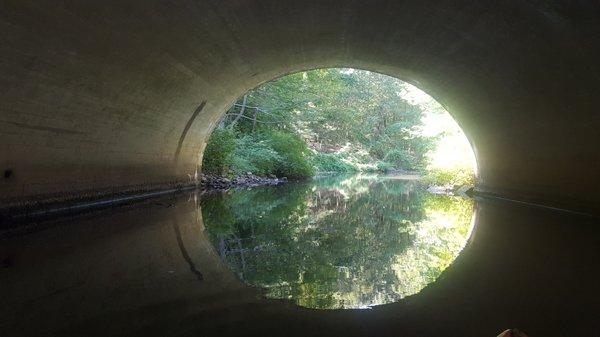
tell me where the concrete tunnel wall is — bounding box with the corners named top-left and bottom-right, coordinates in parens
top-left (1, 1), bottom-right (599, 213)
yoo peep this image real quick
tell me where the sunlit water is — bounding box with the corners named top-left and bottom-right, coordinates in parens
top-left (201, 174), bottom-right (474, 309)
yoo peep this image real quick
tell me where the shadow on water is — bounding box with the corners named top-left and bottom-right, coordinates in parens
top-left (200, 174), bottom-right (474, 309)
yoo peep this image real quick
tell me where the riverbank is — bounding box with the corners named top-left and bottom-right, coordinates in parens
top-left (200, 173), bottom-right (287, 190)
top-left (199, 171), bottom-right (473, 200)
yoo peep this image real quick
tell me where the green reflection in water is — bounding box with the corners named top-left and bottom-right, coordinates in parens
top-left (201, 174), bottom-right (474, 309)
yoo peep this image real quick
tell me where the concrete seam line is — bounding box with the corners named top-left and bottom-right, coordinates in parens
top-left (1, 186), bottom-right (198, 227)
top-left (174, 101), bottom-right (207, 162)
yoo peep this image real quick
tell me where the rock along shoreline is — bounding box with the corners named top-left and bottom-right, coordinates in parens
top-left (199, 172), bottom-right (287, 190)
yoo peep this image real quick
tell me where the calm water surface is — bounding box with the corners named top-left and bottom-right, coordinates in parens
top-left (201, 174), bottom-right (474, 309)
top-left (3, 176), bottom-right (599, 336)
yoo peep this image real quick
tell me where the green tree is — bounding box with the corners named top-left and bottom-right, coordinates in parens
top-left (202, 128), bottom-right (235, 175)
top-left (205, 68), bottom-right (438, 177)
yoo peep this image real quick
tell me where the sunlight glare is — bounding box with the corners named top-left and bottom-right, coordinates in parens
top-left (401, 84), bottom-right (477, 173)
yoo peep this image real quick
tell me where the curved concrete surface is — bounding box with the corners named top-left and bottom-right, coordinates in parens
top-left (1, 1), bottom-right (599, 212)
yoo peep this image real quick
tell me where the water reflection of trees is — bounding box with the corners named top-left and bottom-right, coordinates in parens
top-left (201, 175), bottom-right (474, 309)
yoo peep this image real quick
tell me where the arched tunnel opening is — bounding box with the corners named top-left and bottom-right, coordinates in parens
top-left (0, 1), bottom-right (599, 337)
top-left (198, 67), bottom-right (477, 310)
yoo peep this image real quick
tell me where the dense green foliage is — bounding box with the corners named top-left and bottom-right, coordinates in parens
top-left (202, 68), bottom-right (440, 178)
top-left (422, 166), bottom-right (475, 187)
top-left (312, 152), bottom-right (358, 173)
top-left (201, 175), bottom-right (474, 309)
top-left (262, 130), bottom-right (315, 178)
top-left (202, 128), bottom-right (236, 175)
top-left (202, 129), bottom-right (314, 178)
top-left (230, 134), bottom-right (281, 176)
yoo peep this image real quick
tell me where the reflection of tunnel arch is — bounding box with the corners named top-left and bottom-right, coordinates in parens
top-left (1, 1), bottom-right (599, 213)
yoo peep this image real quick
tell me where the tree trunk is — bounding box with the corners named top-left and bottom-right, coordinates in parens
top-left (229, 94), bottom-right (248, 128)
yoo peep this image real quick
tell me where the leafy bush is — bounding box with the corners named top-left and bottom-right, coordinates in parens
top-left (202, 129), bottom-right (314, 179)
top-left (375, 161), bottom-right (395, 172)
top-left (384, 150), bottom-right (415, 170)
top-left (202, 128), bottom-right (236, 175)
top-left (263, 130), bottom-right (315, 178)
top-left (231, 135), bottom-right (282, 175)
top-left (312, 152), bottom-right (357, 173)
top-left (422, 166), bottom-right (475, 187)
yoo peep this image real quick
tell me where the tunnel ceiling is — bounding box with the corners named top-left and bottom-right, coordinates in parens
top-left (0, 1), bottom-right (599, 213)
